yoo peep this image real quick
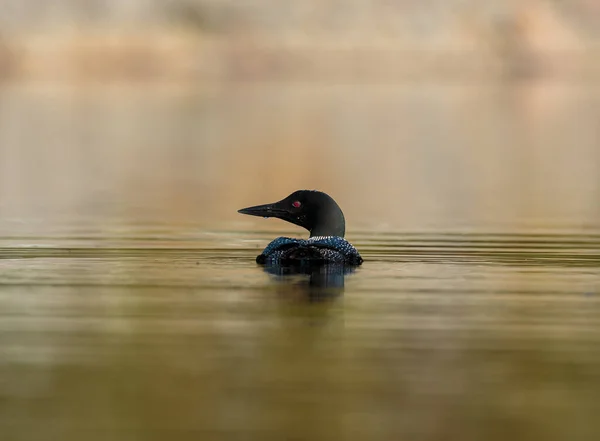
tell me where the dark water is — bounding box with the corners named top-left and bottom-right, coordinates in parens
top-left (1, 83), bottom-right (600, 440)
top-left (1, 229), bottom-right (599, 441)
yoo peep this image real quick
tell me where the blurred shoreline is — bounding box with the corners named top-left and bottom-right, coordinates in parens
top-left (1, 31), bottom-right (598, 84)
top-left (1, 0), bottom-right (599, 85)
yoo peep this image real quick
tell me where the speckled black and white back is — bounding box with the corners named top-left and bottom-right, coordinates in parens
top-left (256, 236), bottom-right (363, 266)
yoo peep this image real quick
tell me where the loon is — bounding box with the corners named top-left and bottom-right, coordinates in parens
top-left (238, 190), bottom-right (363, 266)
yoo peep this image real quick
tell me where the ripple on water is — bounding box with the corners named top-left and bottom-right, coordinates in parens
top-left (1, 230), bottom-right (600, 441)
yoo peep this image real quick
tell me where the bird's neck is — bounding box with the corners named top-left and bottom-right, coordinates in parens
top-left (309, 210), bottom-right (345, 238)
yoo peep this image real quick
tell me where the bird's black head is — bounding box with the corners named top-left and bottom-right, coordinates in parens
top-left (238, 190), bottom-right (346, 238)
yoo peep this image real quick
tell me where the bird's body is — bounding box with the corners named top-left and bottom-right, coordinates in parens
top-left (257, 236), bottom-right (362, 266)
top-left (238, 190), bottom-right (363, 266)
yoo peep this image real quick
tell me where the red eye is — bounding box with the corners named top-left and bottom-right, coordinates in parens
top-left (292, 201), bottom-right (301, 208)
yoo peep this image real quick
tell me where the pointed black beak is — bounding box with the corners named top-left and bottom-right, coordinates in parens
top-left (238, 202), bottom-right (288, 219)
top-left (238, 194), bottom-right (309, 233)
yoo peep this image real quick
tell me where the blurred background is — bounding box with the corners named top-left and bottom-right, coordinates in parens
top-left (0, 0), bottom-right (599, 233)
top-left (1, 1), bottom-right (600, 441)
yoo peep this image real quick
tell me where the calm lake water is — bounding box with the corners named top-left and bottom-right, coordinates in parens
top-left (1, 82), bottom-right (599, 441)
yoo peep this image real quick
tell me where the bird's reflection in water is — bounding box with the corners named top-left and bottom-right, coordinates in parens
top-left (262, 263), bottom-right (357, 301)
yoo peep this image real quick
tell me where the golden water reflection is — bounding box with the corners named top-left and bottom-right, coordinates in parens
top-left (0, 82), bottom-right (599, 233)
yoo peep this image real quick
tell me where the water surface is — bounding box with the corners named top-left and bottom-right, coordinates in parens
top-left (1, 82), bottom-right (599, 441)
